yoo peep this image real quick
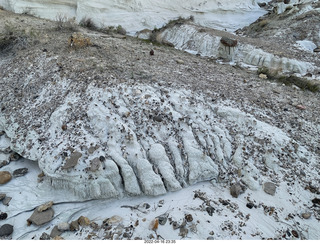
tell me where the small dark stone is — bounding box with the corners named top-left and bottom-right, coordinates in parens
top-left (9, 153), bottom-right (21, 161)
top-left (185, 214), bottom-right (193, 222)
top-left (13, 168), bottom-right (29, 177)
top-left (0, 131), bottom-right (5, 136)
top-left (291, 230), bottom-right (299, 238)
top-left (0, 212), bottom-right (8, 220)
top-left (172, 221), bottom-right (180, 230)
top-left (40, 232), bottom-right (50, 240)
top-left (150, 49), bottom-right (154, 56)
top-left (42, 49), bottom-right (48, 52)
top-left (0, 224), bottom-right (13, 237)
top-left (221, 200), bottom-right (229, 206)
top-left (312, 198), bottom-right (320, 206)
top-left (230, 183), bottom-right (243, 198)
top-left (2, 197), bottom-right (12, 206)
top-left (70, 220), bottom-right (79, 231)
top-left (314, 47), bottom-right (320, 53)
top-left (246, 203), bottom-right (254, 209)
top-left (153, 115), bottom-right (163, 122)
top-left (99, 156), bottom-right (106, 162)
top-left (258, 2), bottom-right (267, 7)
top-left (0, 193), bottom-right (6, 201)
top-left (157, 213), bottom-right (168, 225)
top-left (284, 0), bottom-right (290, 4)
top-left (206, 206), bottom-right (215, 216)
top-left (61, 124), bottom-right (67, 131)
top-left (220, 36), bottom-right (238, 47)
top-left (0, 161), bottom-right (10, 169)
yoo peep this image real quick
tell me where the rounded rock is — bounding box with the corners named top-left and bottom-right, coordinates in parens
top-left (0, 171), bottom-right (12, 184)
top-left (301, 212), bottom-right (311, 219)
top-left (57, 222), bottom-right (70, 231)
top-left (0, 212), bottom-right (8, 220)
top-left (0, 224), bottom-right (13, 237)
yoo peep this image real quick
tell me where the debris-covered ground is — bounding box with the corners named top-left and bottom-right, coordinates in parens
top-left (0, 2), bottom-right (320, 240)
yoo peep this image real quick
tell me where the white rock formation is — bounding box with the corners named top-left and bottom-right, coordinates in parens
top-left (0, 66), bottom-right (317, 199)
top-left (0, 0), bottom-right (269, 33)
top-left (158, 24), bottom-right (315, 75)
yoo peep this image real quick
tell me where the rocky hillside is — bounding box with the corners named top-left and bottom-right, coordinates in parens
top-left (0, 6), bottom-right (320, 240)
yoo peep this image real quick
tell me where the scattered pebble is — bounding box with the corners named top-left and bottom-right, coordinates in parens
top-left (13, 168), bottom-right (28, 177)
top-left (9, 153), bottom-right (21, 161)
top-left (206, 206), bottom-right (215, 216)
top-left (176, 59), bottom-right (185, 64)
top-left (301, 212), bottom-right (311, 219)
top-left (0, 194), bottom-right (6, 201)
top-left (57, 222), bottom-right (70, 231)
top-left (259, 73), bottom-right (268, 79)
top-left (39, 232), bottom-right (50, 240)
top-left (78, 216), bottom-right (90, 226)
top-left (185, 214), bottom-right (193, 222)
top-left (70, 220), bottom-right (80, 231)
top-left (0, 171), bottom-right (12, 184)
top-left (50, 226), bottom-right (62, 238)
top-left (2, 197), bottom-right (12, 206)
top-left (157, 213), bottom-right (168, 225)
top-left (246, 203), bottom-right (255, 209)
top-left (230, 183), bottom-right (243, 198)
top-left (179, 227), bottom-right (188, 238)
top-left (263, 182), bottom-right (277, 196)
top-left (150, 218), bottom-right (159, 231)
top-left (0, 212), bottom-right (8, 220)
top-left (37, 201), bottom-right (54, 212)
top-left (103, 215), bottom-right (123, 226)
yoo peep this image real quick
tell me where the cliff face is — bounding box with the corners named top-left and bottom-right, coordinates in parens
top-left (0, 0), bottom-right (268, 33)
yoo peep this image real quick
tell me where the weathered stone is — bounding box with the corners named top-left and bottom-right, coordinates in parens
top-left (53, 236), bottom-right (64, 240)
top-left (0, 193), bottom-right (6, 201)
top-left (301, 212), bottom-right (311, 219)
top-left (27, 208), bottom-right (54, 226)
top-left (259, 73), bottom-right (268, 79)
top-left (314, 47), bottom-right (320, 53)
top-left (0, 171), bottom-right (12, 184)
top-left (263, 182), bottom-right (277, 196)
top-left (78, 216), bottom-right (90, 226)
top-left (70, 220), bottom-right (80, 231)
top-left (246, 203), bottom-right (255, 209)
top-left (157, 213), bottom-right (168, 225)
top-left (57, 222), bottom-right (70, 231)
top-left (39, 232), bottom-right (50, 240)
top-left (230, 183), bottom-right (242, 198)
top-left (0, 161), bottom-right (9, 169)
top-left (37, 201), bottom-right (54, 212)
top-left (176, 59), bottom-right (185, 64)
top-left (2, 197), bottom-right (12, 206)
top-left (62, 151), bottom-right (82, 169)
top-left (179, 227), bottom-right (188, 238)
top-left (89, 158), bottom-right (101, 172)
top-left (13, 168), bottom-right (28, 177)
top-left (104, 215), bottom-right (123, 226)
top-left (0, 212), bottom-right (8, 220)
top-left (9, 153), bottom-right (21, 161)
top-left (206, 206), bottom-right (215, 216)
top-left (185, 214), bottom-right (193, 222)
top-left (50, 226), bottom-right (62, 238)
top-left (220, 36), bottom-right (238, 47)
top-left (0, 224), bottom-right (13, 237)
top-left (284, 0), bottom-right (290, 4)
